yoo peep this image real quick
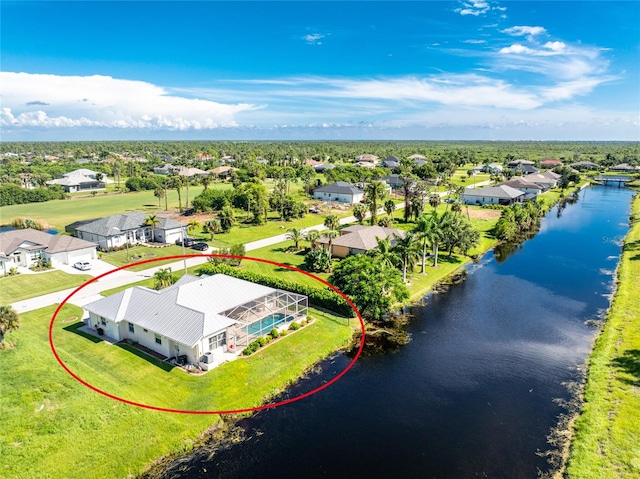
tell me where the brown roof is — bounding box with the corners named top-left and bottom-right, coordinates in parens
top-left (0, 228), bottom-right (97, 256)
top-left (319, 225), bottom-right (405, 251)
top-left (502, 177), bottom-right (543, 190)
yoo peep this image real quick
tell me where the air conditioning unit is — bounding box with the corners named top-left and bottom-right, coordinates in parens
top-left (203, 352), bottom-right (214, 364)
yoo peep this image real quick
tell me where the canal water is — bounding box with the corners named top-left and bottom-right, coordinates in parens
top-left (157, 185), bottom-right (635, 479)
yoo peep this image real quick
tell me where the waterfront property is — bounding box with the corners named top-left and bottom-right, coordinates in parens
top-left (70, 211), bottom-right (186, 249)
top-left (318, 224), bottom-right (405, 258)
top-left (501, 177), bottom-right (544, 196)
top-left (462, 184), bottom-right (524, 205)
top-left (0, 228), bottom-right (97, 274)
top-left (312, 181), bottom-right (365, 204)
top-left (83, 273), bottom-right (308, 368)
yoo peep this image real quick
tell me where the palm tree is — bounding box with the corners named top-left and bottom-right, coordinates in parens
top-left (384, 199), bottom-right (395, 219)
top-left (203, 219), bottom-right (221, 240)
top-left (187, 219), bottom-right (200, 235)
top-left (413, 213), bottom-right (433, 274)
top-left (218, 206), bottom-right (235, 232)
top-left (364, 180), bottom-right (388, 226)
top-left (171, 173), bottom-right (183, 211)
top-left (286, 228), bottom-right (304, 250)
top-left (324, 214), bottom-right (340, 231)
top-left (369, 236), bottom-right (397, 269)
top-left (352, 203), bottom-right (367, 224)
top-left (322, 229), bottom-right (339, 259)
top-left (305, 229), bottom-right (320, 250)
top-left (143, 214), bottom-right (161, 242)
top-left (154, 186), bottom-right (165, 207)
top-left (0, 305), bottom-right (19, 347)
top-left (200, 175), bottom-right (212, 190)
top-left (392, 231), bottom-right (421, 283)
top-left (153, 267), bottom-right (176, 290)
top-left (428, 194), bottom-right (441, 209)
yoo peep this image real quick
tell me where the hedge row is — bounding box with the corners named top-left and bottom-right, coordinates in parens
top-left (197, 263), bottom-right (354, 317)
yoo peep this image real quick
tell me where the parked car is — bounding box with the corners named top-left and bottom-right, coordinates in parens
top-left (191, 242), bottom-right (209, 251)
top-left (74, 261), bottom-right (92, 271)
top-left (175, 238), bottom-right (195, 247)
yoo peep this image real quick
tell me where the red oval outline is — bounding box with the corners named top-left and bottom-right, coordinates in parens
top-left (49, 254), bottom-right (365, 414)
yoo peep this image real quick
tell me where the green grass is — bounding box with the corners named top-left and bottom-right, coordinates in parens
top-left (210, 210), bottom-right (351, 248)
top-left (99, 244), bottom-right (198, 271)
top-left (1, 304), bottom-right (353, 479)
top-left (566, 193), bottom-right (640, 479)
top-left (0, 270), bottom-right (93, 304)
top-left (0, 182), bottom-right (231, 232)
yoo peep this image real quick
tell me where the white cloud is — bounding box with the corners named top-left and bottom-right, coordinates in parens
top-left (0, 72), bottom-right (258, 130)
top-left (456, 0), bottom-right (491, 16)
top-left (463, 39), bottom-right (487, 44)
top-left (303, 33), bottom-right (324, 45)
top-left (502, 25), bottom-right (547, 37)
top-left (499, 43), bottom-right (536, 55)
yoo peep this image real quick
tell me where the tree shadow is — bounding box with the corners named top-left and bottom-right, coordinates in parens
top-left (63, 322), bottom-right (103, 344)
top-left (611, 349), bottom-right (640, 386)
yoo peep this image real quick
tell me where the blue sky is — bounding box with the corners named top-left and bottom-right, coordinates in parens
top-left (1, 1), bottom-right (639, 141)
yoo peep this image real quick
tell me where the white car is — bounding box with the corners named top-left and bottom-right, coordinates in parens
top-left (74, 261), bottom-right (92, 271)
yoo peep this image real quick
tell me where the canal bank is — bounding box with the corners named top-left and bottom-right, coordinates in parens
top-left (145, 184), bottom-right (636, 479)
top-left (566, 191), bottom-right (640, 479)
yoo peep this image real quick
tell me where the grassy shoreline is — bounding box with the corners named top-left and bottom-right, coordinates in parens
top-left (565, 191), bottom-right (640, 478)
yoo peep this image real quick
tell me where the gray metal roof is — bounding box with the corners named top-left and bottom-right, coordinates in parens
top-left (463, 185), bottom-right (524, 199)
top-left (75, 212), bottom-right (185, 236)
top-left (313, 181), bottom-right (364, 195)
top-left (84, 274), bottom-right (280, 347)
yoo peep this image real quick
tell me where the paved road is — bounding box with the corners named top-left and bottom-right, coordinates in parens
top-left (13, 189), bottom-right (483, 314)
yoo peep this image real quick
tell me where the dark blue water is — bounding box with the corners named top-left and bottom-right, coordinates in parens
top-left (158, 185), bottom-right (634, 479)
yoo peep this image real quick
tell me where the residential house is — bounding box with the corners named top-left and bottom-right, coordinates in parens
top-left (520, 172), bottom-right (559, 189)
top-left (508, 159), bottom-right (535, 168)
top-left (408, 154), bottom-right (426, 161)
top-left (47, 168), bottom-right (109, 193)
top-left (0, 228), bottom-right (97, 274)
top-left (380, 174), bottom-right (405, 189)
top-left (208, 166), bottom-right (234, 178)
top-left (313, 181), bottom-right (364, 204)
top-left (570, 161), bottom-right (598, 171)
top-left (318, 225), bottom-right (406, 258)
top-left (83, 274), bottom-right (308, 367)
top-left (540, 158), bottom-right (563, 168)
top-left (611, 163), bottom-right (640, 172)
top-left (462, 185), bottom-right (524, 205)
top-left (355, 154), bottom-right (379, 164)
top-left (73, 212), bottom-right (187, 249)
top-left (381, 156), bottom-right (401, 168)
top-left (313, 163), bottom-right (335, 172)
top-left (355, 161), bottom-right (376, 168)
top-left (153, 164), bottom-right (208, 177)
top-left (501, 177), bottom-right (544, 196)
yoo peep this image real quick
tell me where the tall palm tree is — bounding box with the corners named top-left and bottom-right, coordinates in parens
top-left (413, 213), bottom-right (433, 274)
top-left (154, 186), bottom-right (165, 207)
top-left (200, 175), bottom-right (212, 190)
top-left (364, 180), bottom-right (388, 226)
top-left (369, 236), bottom-right (397, 269)
top-left (324, 214), bottom-right (340, 231)
top-left (0, 305), bottom-right (19, 347)
top-left (392, 231), bottom-right (421, 283)
top-left (143, 214), bottom-right (161, 242)
top-left (286, 228), bottom-right (304, 250)
top-left (322, 229), bottom-right (339, 259)
top-left (305, 229), bottom-right (320, 250)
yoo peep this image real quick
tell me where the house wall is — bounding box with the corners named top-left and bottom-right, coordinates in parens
top-left (46, 247), bottom-right (96, 266)
top-left (313, 191), bottom-right (362, 204)
top-left (331, 245), bottom-right (350, 258)
top-left (88, 312), bottom-right (122, 341)
top-left (463, 195), bottom-right (499, 205)
top-left (154, 227), bottom-right (186, 245)
top-left (119, 321), bottom-right (172, 358)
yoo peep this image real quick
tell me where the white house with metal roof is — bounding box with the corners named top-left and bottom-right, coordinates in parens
top-left (312, 181), bottom-right (364, 204)
top-left (83, 274), bottom-right (308, 368)
top-left (462, 185), bottom-right (524, 206)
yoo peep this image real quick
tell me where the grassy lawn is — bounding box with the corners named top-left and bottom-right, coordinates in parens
top-left (99, 244), bottom-right (199, 272)
top-left (566, 193), bottom-right (640, 479)
top-left (0, 270), bottom-right (93, 304)
top-left (210, 210), bottom-right (352, 248)
top-left (1, 304), bottom-right (353, 479)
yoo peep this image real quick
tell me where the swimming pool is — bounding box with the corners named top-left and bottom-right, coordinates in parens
top-left (247, 313), bottom-right (293, 336)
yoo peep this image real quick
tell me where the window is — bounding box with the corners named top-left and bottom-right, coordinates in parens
top-left (128, 322), bottom-right (135, 333)
top-left (30, 251), bottom-right (41, 261)
top-left (208, 332), bottom-right (226, 350)
top-left (155, 334), bottom-right (162, 345)
top-left (100, 317), bottom-right (106, 326)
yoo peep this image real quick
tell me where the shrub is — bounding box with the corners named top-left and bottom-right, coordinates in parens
top-left (197, 263), bottom-right (354, 317)
top-left (279, 330), bottom-right (288, 337)
top-left (269, 328), bottom-right (279, 339)
top-left (288, 322), bottom-right (300, 331)
top-left (303, 248), bottom-right (332, 273)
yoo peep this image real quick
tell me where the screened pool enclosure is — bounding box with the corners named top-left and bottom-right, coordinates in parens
top-left (221, 288), bottom-right (308, 348)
